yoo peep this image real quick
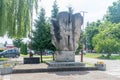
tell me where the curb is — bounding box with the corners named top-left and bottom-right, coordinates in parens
top-left (12, 67), bottom-right (98, 74)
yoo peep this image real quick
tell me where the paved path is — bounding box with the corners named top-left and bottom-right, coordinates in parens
top-left (7, 55), bottom-right (120, 79)
top-left (0, 75), bottom-right (10, 80)
top-left (11, 71), bottom-right (120, 80)
top-left (75, 55), bottom-right (120, 78)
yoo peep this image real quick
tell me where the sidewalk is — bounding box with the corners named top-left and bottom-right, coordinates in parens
top-left (11, 71), bottom-right (120, 80)
top-left (5, 56), bottom-right (120, 80)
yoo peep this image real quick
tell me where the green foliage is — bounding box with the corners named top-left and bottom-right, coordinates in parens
top-left (84, 53), bottom-right (102, 58)
top-left (85, 20), bottom-right (101, 51)
top-left (0, 50), bottom-right (3, 52)
top-left (85, 0), bottom-right (120, 57)
top-left (75, 43), bottom-right (82, 55)
top-left (13, 38), bottom-right (22, 48)
top-left (20, 42), bottom-right (28, 55)
top-left (93, 22), bottom-right (120, 57)
top-left (75, 30), bottom-right (83, 55)
top-left (86, 19), bottom-right (120, 58)
top-left (42, 55), bottom-right (53, 59)
top-left (104, 0), bottom-right (120, 23)
top-left (0, 0), bottom-right (38, 38)
top-left (32, 8), bottom-right (55, 52)
top-left (51, 0), bottom-right (59, 18)
top-left (85, 53), bottom-right (120, 60)
top-left (32, 8), bottom-right (56, 62)
top-left (0, 58), bottom-right (8, 61)
top-left (100, 55), bottom-right (120, 60)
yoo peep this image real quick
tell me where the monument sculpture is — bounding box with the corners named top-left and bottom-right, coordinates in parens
top-left (51, 11), bottom-right (83, 62)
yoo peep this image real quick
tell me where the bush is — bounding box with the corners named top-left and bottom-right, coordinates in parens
top-left (0, 50), bottom-right (4, 52)
top-left (20, 42), bottom-right (28, 55)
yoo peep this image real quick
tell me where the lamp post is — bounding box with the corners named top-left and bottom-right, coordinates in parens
top-left (80, 11), bottom-right (87, 62)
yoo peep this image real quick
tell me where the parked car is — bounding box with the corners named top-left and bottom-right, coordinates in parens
top-left (45, 50), bottom-right (54, 55)
top-left (0, 49), bottom-right (20, 58)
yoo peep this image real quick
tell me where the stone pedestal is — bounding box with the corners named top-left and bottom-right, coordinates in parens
top-left (47, 51), bottom-right (86, 68)
top-left (47, 62), bottom-right (85, 68)
top-left (54, 51), bottom-right (75, 62)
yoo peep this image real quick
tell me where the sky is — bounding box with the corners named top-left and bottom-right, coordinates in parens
top-left (38, 0), bottom-right (117, 24)
top-left (0, 36), bottom-right (12, 44)
top-left (0, 0), bottom-right (118, 44)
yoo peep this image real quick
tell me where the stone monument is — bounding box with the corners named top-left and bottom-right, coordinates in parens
top-left (51, 11), bottom-right (83, 62)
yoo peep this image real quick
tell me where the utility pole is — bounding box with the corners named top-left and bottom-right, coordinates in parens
top-left (80, 11), bottom-right (87, 62)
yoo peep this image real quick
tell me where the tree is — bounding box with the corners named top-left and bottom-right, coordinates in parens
top-left (51, 0), bottom-right (59, 18)
top-left (20, 42), bottom-right (28, 55)
top-left (104, 0), bottom-right (120, 23)
top-left (31, 8), bottom-right (55, 62)
top-left (0, 0), bottom-right (38, 38)
top-left (85, 20), bottom-right (101, 52)
top-left (93, 22), bottom-right (120, 58)
top-left (13, 38), bottom-right (22, 50)
top-left (75, 30), bottom-right (83, 54)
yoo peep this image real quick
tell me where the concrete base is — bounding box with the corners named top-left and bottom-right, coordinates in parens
top-left (95, 64), bottom-right (106, 71)
top-left (54, 51), bottom-right (75, 62)
top-left (46, 62), bottom-right (85, 68)
top-left (13, 63), bottom-right (98, 74)
top-left (0, 67), bottom-right (13, 75)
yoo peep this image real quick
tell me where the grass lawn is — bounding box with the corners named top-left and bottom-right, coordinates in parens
top-left (20, 54), bottom-right (53, 63)
top-left (20, 54), bottom-right (29, 57)
top-left (0, 58), bottom-right (8, 61)
top-left (20, 54), bottom-right (53, 58)
top-left (42, 55), bottom-right (53, 59)
top-left (85, 53), bottom-right (120, 60)
top-left (84, 53), bottom-right (102, 58)
top-left (99, 55), bottom-right (120, 60)
top-left (85, 62), bottom-right (94, 67)
top-left (42, 59), bottom-right (53, 63)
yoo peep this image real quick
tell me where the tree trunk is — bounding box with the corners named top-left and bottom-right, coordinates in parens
top-left (107, 53), bottom-right (111, 58)
top-left (53, 52), bottom-right (55, 61)
top-left (40, 51), bottom-right (43, 63)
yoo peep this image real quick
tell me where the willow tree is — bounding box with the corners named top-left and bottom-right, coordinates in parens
top-left (0, 0), bottom-right (38, 38)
